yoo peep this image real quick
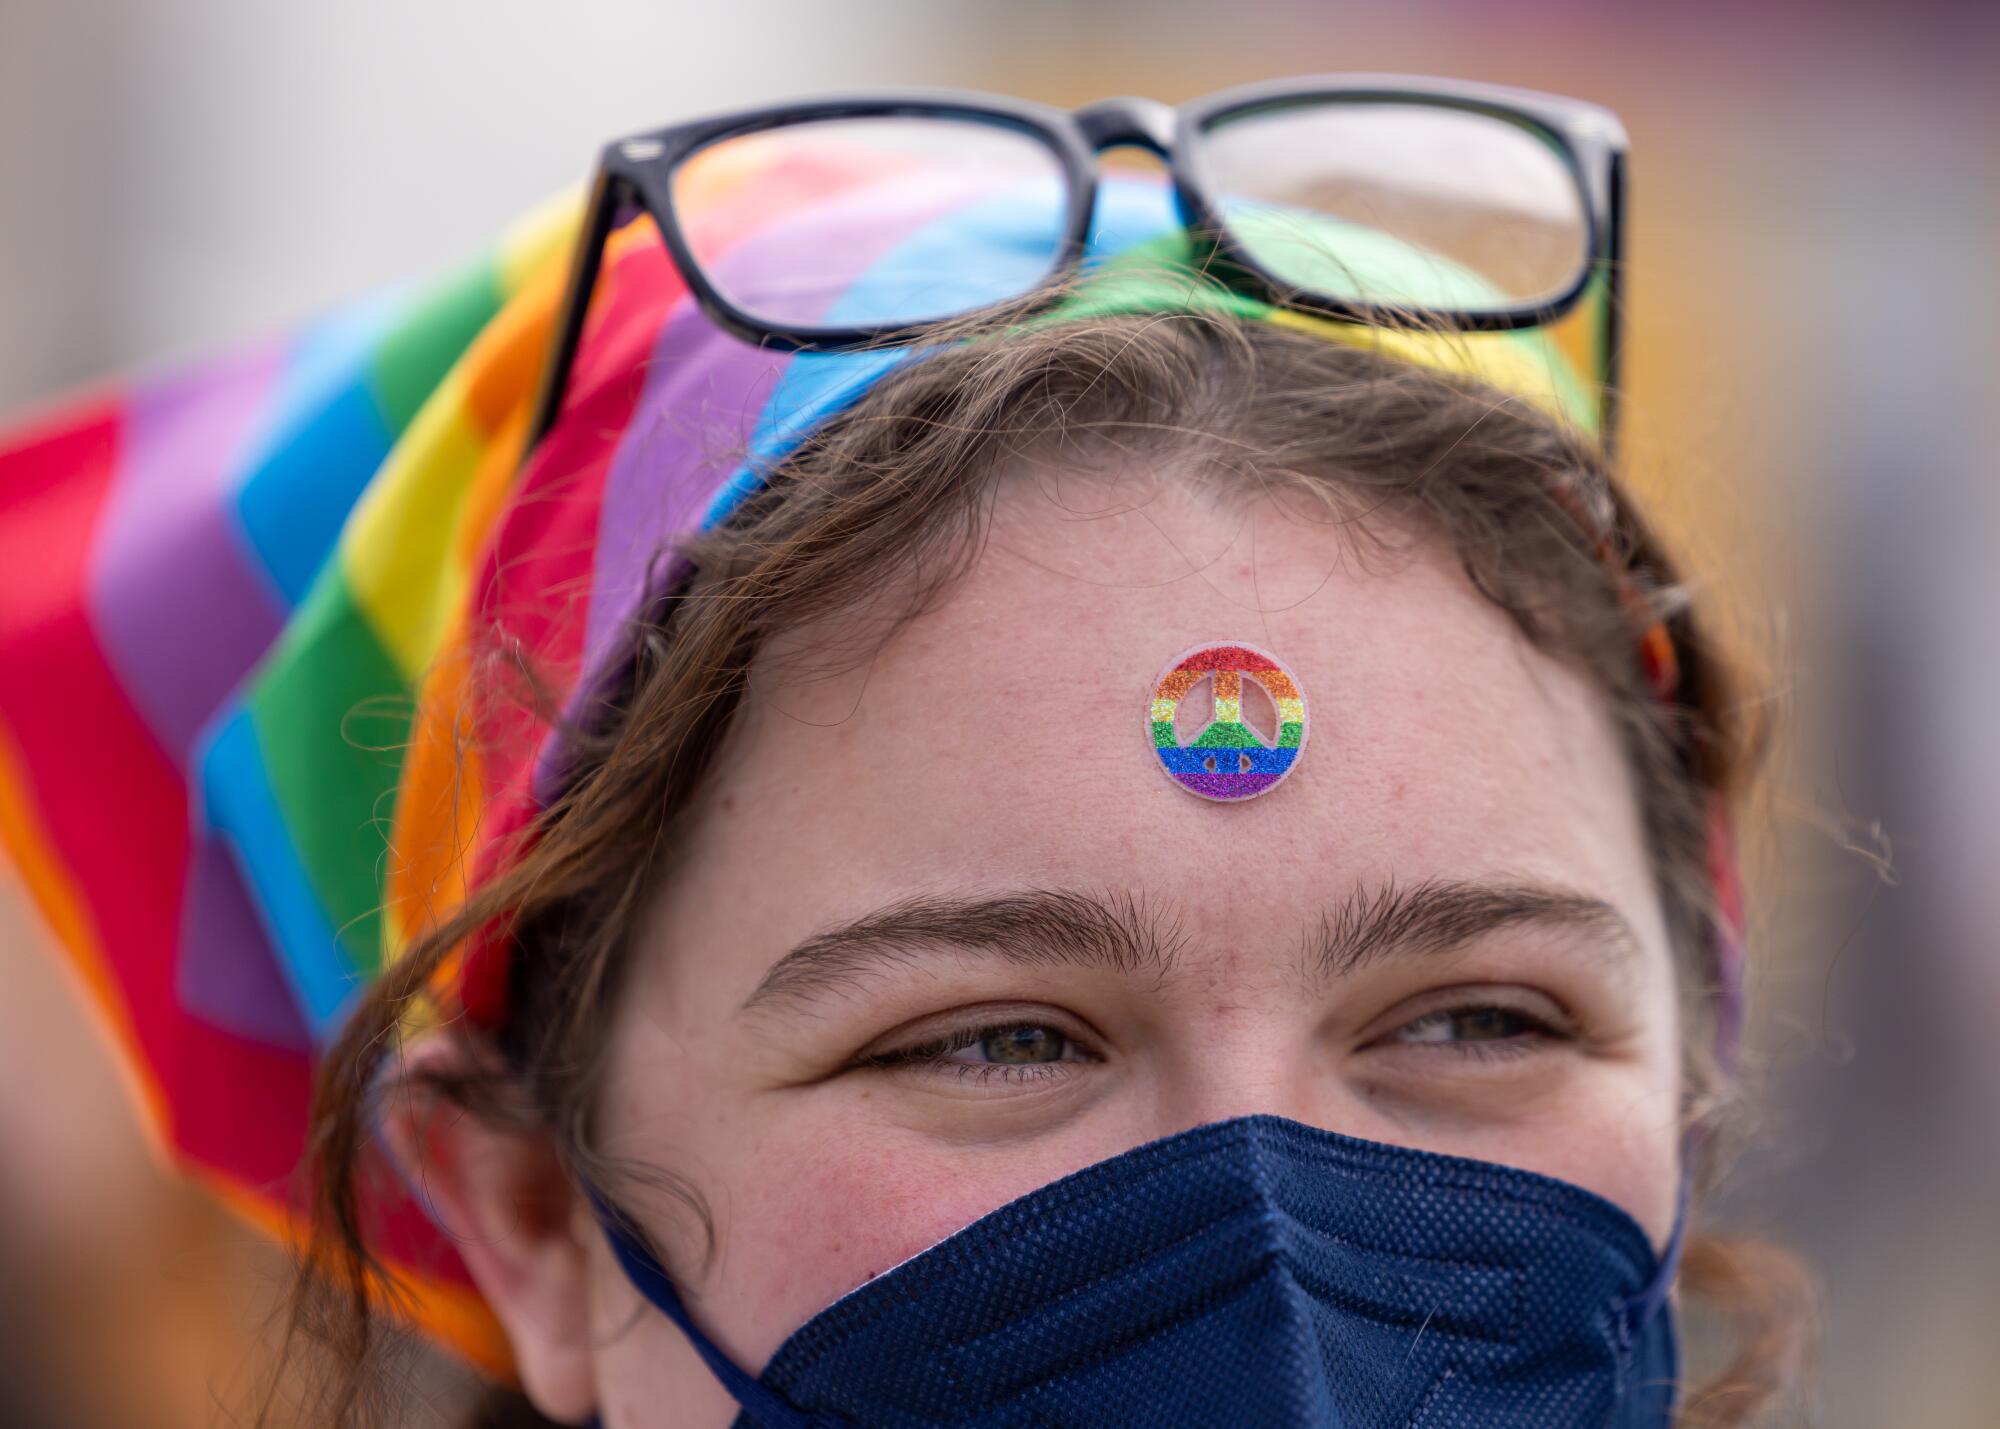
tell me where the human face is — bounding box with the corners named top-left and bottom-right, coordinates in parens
top-left (520, 464), bottom-right (1682, 1426)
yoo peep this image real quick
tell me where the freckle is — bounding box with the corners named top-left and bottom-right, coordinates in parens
top-left (1392, 778), bottom-right (1408, 802)
top-left (720, 793), bottom-right (737, 813)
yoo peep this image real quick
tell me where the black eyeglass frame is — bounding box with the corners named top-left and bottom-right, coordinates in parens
top-left (526, 73), bottom-right (1629, 450)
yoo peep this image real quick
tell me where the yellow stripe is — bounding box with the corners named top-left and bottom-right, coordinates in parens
top-left (341, 381), bottom-right (488, 680)
top-left (495, 187), bottom-right (585, 298)
top-left (344, 196), bottom-right (580, 679)
top-left (1266, 311), bottom-right (1588, 428)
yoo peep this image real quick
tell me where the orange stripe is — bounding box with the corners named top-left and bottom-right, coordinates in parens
top-left (456, 367), bottom-right (537, 574)
top-left (383, 641), bottom-right (482, 962)
top-left (388, 251), bottom-right (548, 954)
top-left (1255, 670), bottom-right (1299, 701)
top-left (462, 251), bottom-right (565, 439)
top-left (198, 1169), bottom-right (516, 1382)
top-left (1155, 669), bottom-right (1201, 702)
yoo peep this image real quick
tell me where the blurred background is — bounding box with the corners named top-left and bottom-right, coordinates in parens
top-left (0, 1), bottom-right (1993, 1424)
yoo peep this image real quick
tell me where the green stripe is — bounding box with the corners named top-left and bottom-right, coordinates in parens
top-left (1030, 228), bottom-right (1593, 432)
top-left (1192, 721), bottom-right (1261, 749)
top-left (1038, 231), bottom-right (1272, 329)
top-left (368, 258), bottom-right (504, 433)
top-left (1161, 719), bottom-right (1306, 751)
top-left (248, 576), bottom-right (411, 978)
top-left (243, 252), bottom-right (501, 984)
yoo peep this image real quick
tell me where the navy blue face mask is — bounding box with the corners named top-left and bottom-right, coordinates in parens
top-left (596, 1115), bottom-right (1683, 1428)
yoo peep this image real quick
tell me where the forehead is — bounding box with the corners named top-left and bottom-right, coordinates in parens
top-left (652, 467), bottom-right (1664, 987)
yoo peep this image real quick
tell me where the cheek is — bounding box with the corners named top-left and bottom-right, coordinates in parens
top-left (705, 1129), bottom-right (1072, 1360)
top-left (1458, 1069), bottom-right (1683, 1249)
top-left (1565, 1090), bottom-right (1681, 1246)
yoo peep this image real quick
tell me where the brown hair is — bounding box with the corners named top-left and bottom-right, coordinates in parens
top-left (287, 303), bottom-right (1813, 1426)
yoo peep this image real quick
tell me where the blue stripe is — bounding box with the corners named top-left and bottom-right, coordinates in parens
top-left (1086, 175), bottom-right (1181, 258)
top-left (703, 177), bottom-right (1181, 534)
top-left (1156, 745), bottom-right (1298, 776)
top-left (233, 288), bottom-right (407, 606)
top-left (194, 706), bottom-right (362, 1040)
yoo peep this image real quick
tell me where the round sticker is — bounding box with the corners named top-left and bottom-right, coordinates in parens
top-left (1147, 642), bottom-right (1309, 802)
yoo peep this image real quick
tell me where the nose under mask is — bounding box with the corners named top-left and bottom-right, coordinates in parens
top-left (597, 1115), bottom-right (1683, 1428)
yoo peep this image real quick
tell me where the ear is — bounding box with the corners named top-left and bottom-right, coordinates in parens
top-left (378, 1034), bottom-right (597, 1424)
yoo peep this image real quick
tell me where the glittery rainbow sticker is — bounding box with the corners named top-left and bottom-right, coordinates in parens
top-left (1148, 642), bottom-right (1309, 801)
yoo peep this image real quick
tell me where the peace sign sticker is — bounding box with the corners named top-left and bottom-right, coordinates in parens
top-left (1147, 642), bottom-right (1309, 802)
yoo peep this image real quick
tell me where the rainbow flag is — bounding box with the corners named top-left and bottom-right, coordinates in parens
top-left (0, 192), bottom-right (592, 1367)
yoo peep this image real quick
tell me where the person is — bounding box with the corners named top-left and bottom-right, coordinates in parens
top-left (0, 80), bottom-right (1811, 1426)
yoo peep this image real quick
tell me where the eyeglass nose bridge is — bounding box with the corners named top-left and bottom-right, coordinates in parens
top-left (1073, 97), bottom-right (1179, 157)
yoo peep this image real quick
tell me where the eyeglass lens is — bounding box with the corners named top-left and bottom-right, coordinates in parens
top-left (1200, 101), bottom-right (1590, 313)
top-left (665, 98), bottom-right (1591, 334)
top-left (670, 116), bottom-right (1071, 332)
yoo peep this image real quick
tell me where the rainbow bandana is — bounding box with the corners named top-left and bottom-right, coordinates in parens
top-left (0, 155), bottom-right (1727, 1373)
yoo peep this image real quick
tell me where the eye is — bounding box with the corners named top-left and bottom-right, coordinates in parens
top-left (1379, 1002), bottom-right (1565, 1060)
top-left (860, 1017), bottom-right (1094, 1086)
top-left (965, 1024), bottom-right (1071, 1065)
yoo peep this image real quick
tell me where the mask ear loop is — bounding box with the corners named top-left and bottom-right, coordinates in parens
top-left (1621, 1167), bottom-right (1692, 1338)
top-left (586, 1189), bottom-right (850, 1429)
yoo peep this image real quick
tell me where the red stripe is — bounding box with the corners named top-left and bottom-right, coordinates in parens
top-left (0, 392), bottom-right (313, 1188)
top-left (1180, 644), bottom-right (1278, 674)
top-left (468, 157), bottom-right (890, 866)
top-left (473, 234), bottom-right (682, 806)
top-left (450, 232), bottom-right (683, 1024)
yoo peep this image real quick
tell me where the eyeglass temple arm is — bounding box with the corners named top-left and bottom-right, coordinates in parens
top-left (526, 165), bottom-right (627, 450)
top-left (1595, 150), bottom-right (1627, 456)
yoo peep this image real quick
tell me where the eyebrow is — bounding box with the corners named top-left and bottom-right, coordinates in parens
top-left (740, 879), bottom-right (1636, 1015)
top-left (1301, 877), bottom-right (1640, 983)
top-left (741, 889), bottom-right (1187, 1014)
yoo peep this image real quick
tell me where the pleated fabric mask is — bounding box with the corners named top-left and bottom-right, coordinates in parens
top-left (599, 1116), bottom-right (1686, 1428)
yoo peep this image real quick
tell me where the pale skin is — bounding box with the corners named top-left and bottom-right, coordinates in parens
top-left (391, 461), bottom-right (1686, 1426)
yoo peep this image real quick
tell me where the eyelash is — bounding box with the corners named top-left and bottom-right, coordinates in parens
top-left (863, 1000), bottom-right (1569, 1086)
top-left (861, 1023), bottom-right (1092, 1087)
top-left (1376, 1003), bottom-right (1568, 1062)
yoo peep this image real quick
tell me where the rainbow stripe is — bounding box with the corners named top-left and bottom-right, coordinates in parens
top-left (1149, 644), bottom-right (1308, 801)
top-left (0, 153), bottom-right (1596, 1375)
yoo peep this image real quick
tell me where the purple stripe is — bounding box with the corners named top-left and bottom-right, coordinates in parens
top-left (580, 309), bottom-right (791, 683)
top-left (175, 835), bottom-right (312, 1051)
top-left (580, 177), bottom-right (990, 684)
top-left (88, 342), bottom-right (289, 762)
top-left (1171, 772), bottom-right (1283, 800)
